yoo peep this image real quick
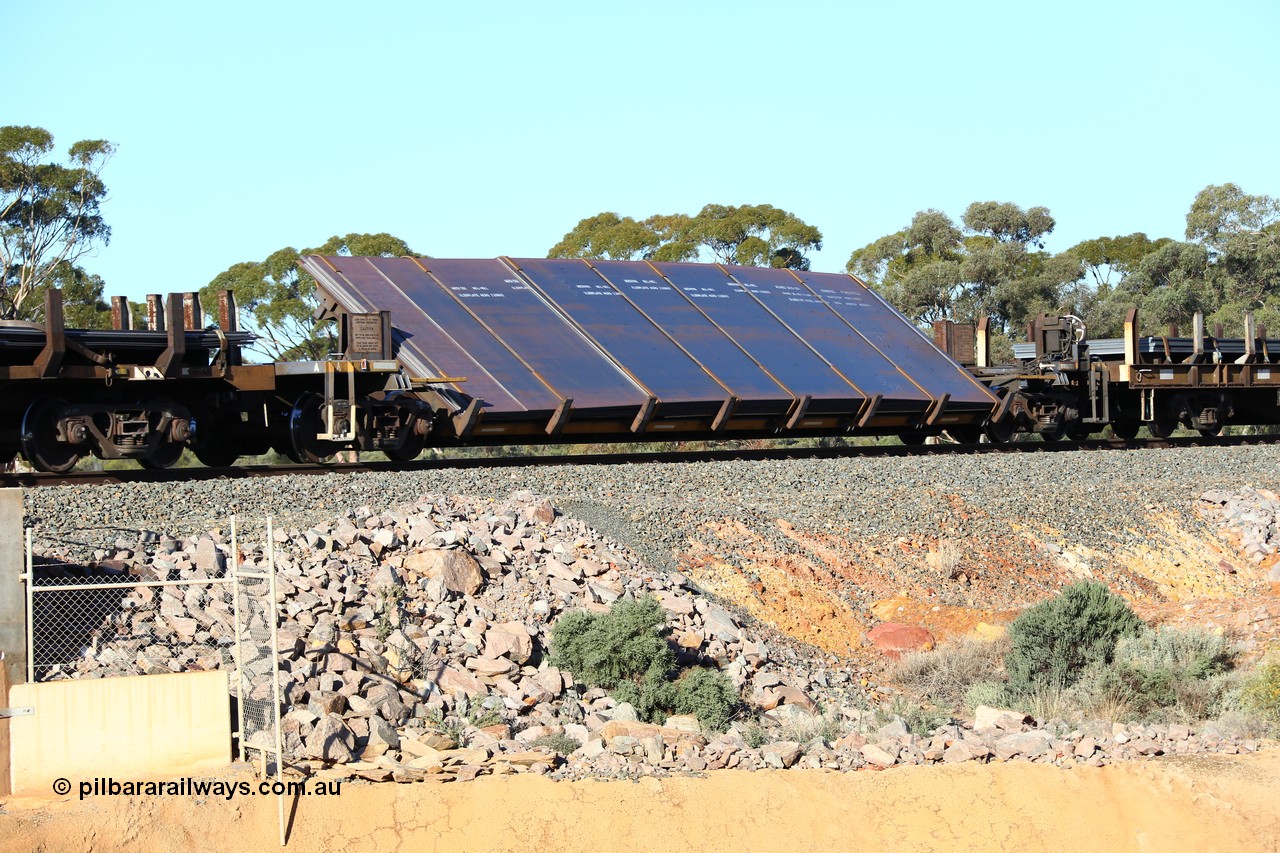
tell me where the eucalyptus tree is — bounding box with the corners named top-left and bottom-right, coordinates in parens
top-left (0, 125), bottom-right (114, 322)
top-left (847, 201), bottom-right (1076, 337)
top-left (550, 203), bottom-right (822, 269)
top-left (202, 232), bottom-right (416, 361)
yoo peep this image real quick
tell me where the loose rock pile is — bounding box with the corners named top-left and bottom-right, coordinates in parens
top-left (31, 490), bottom-right (1273, 783)
top-left (1201, 488), bottom-right (1280, 580)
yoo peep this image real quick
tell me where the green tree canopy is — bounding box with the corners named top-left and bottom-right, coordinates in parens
top-left (1074, 184), bottom-right (1280, 338)
top-left (1059, 233), bottom-right (1173, 289)
top-left (550, 204), bottom-right (823, 270)
top-left (1185, 182), bottom-right (1280, 251)
top-left (847, 201), bottom-right (1077, 336)
top-left (202, 232), bottom-right (416, 361)
top-left (0, 125), bottom-right (114, 322)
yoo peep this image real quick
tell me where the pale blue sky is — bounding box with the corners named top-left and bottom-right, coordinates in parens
top-left (6, 0), bottom-right (1277, 303)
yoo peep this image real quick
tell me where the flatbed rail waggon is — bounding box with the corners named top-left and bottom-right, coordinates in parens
top-left (3, 255), bottom-right (1275, 473)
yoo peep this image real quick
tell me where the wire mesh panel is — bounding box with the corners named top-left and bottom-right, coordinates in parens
top-left (233, 570), bottom-right (280, 759)
top-left (231, 518), bottom-right (285, 771)
top-left (24, 526), bottom-right (234, 682)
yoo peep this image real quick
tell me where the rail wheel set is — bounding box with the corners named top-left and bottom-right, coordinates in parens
top-left (3, 256), bottom-right (1277, 474)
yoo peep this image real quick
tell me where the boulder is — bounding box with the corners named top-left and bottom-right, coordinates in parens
top-left (866, 623), bottom-right (935, 659)
top-left (600, 720), bottom-right (706, 748)
top-left (861, 743), bottom-right (899, 768)
top-left (943, 741), bottom-right (988, 764)
top-left (434, 665), bottom-right (486, 698)
top-left (994, 730), bottom-right (1053, 760)
top-left (973, 705), bottom-right (1032, 733)
top-left (483, 622), bottom-right (534, 664)
top-left (702, 606), bottom-right (740, 642)
top-left (761, 741), bottom-right (803, 769)
top-left (305, 713), bottom-right (356, 763)
top-left (404, 549), bottom-right (485, 596)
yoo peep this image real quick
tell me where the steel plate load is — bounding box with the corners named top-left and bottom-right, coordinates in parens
top-left (786, 269), bottom-right (997, 416)
top-left (300, 255), bottom-right (998, 443)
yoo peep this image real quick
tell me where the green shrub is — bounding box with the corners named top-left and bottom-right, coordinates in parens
top-left (778, 712), bottom-right (847, 744)
top-left (531, 733), bottom-right (582, 755)
top-left (551, 596), bottom-right (741, 729)
top-left (965, 680), bottom-right (1015, 714)
top-left (742, 720), bottom-right (769, 748)
top-left (878, 696), bottom-right (949, 736)
top-left (1005, 581), bottom-right (1143, 696)
top-left (550, 596), bottom-right (676, 691)
top-left (672, 667), bottom-right (740, 733)
top-left (1239, 655), bottom-right (1280, 723)
top-left (1097, 627), bottom-right (1235, 713)
top-left (612, 658), bottom-right (677, 724)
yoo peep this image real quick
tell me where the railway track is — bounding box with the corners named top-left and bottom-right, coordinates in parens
top-left (4, 434), bottom-right (1277, 488)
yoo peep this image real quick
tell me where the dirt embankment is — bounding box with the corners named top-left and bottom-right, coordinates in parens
top-left (678, 494), bottom-right (1280, 665)
top-left (3, 751), bottom-right (1278, 853)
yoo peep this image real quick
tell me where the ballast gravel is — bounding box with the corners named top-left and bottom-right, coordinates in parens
top-left (22, 445), bottom-right (1280, 578)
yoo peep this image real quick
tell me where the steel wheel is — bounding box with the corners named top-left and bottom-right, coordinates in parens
top-left (383, 430), bottom-right (425, 462)
top-left (138, 441), bottom-right (185, 470)
top-left (288, 393), bottom-right (344, 464)
top-left (1039, 422), bottom-right (1066, 442)
top-left (190, 411), bottom-right (240, 467)
top-left (1147, 411), bottom-right (1179, 439)
top-left (193, 444), bottom-right (240, 467)
top-left (1110, 421), bottom-right (1140, 440)
top-left (944, 426), bottom-right (982, 444)
top-left (983, 417), bottom-right (1016, 444)
top-left (20, 399), bottom-right (81, 474)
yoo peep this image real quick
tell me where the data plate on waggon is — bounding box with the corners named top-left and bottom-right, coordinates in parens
top-left (789, 270), bottom-right (997, 411)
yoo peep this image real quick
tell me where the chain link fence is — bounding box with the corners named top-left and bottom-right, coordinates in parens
top-left (24, 525), bottom-right (236, 682)
top-left (23, 522), bottom-right (286, 756)
top-left (22, 516), bottom-right (288, 841)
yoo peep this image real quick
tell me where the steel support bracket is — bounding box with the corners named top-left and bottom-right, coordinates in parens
top-left (855, 394), bottom-right (883, 429)
top-left (0, 707), bottom-right (33, 718)
top-left (924, 393), bottom-right (952, 427)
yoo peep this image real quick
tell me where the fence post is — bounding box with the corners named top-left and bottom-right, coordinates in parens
top-left (0, 489), bottom-right (25, 688)
top-left (0, 651), bottom-right (9, 796)
top-left (231, 516), bottom-right (246, 763)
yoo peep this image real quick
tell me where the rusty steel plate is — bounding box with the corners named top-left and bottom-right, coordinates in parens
top-left (651, 262), bottom-right (865, 413)
top-left (509, 258), bottom-right (728, 413)
top-left (421, 259), bottom-right (650, 412)
top-left (723, 266), bottom-right (932, 414)
top-left (790, 270), bottom-right (997, 410)
top-left (589, 260), bottom-right (793, 416)
top-left (301, 256), bottom-right (558, 413)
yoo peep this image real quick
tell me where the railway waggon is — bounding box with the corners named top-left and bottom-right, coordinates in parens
top-left (0, 255), bottom-right (1275, 473)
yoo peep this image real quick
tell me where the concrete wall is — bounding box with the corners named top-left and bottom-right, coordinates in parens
top-left (0, 489), bottom-right (25, 687)
top-left (8, 670), bottom-right (231, 794)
